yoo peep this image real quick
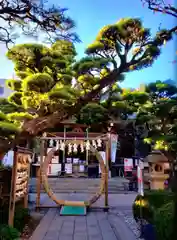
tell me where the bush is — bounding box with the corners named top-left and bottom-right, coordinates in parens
top-left (133, 197), bottom-right (154, 223)
top-left (133, 190), bottom-right (175, 223)
top-left (154, 202), bottom-right (174, 240)
top-left (0, 224), bottom-right (20, 240)
top-left (14, 207), bottom-right (30, 232)
top-left (143, 190), bottom-right (175, 208)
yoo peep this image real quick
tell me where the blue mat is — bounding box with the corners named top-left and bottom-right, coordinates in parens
top-left (60, 206), bottom-right (86, 216)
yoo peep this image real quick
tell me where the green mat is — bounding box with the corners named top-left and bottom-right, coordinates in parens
top-left (60, 206), bottom-right (86, 216)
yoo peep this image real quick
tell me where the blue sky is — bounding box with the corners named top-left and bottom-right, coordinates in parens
top-left (0, 0), bottom-right (176, 88)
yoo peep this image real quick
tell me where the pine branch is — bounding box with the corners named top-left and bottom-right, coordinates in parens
top-left (142, 0), bottom-right (177, 18)
top-left (0, 0), bottom-right (80, 47)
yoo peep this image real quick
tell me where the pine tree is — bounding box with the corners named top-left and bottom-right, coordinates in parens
top-left (0, 0), bottom-right (80, 46)
top-left (23, 18), bottom-right (173, 135)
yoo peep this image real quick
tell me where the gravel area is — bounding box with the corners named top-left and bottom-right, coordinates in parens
top-left (116, 210), bottom-right (144, 240)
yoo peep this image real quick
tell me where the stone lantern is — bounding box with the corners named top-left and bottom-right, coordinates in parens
top-left (144, 151), bottom-right (170, 190)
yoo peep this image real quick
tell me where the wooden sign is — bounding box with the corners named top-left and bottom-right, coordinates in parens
top-left (8, 147), bottom-right (33, 227)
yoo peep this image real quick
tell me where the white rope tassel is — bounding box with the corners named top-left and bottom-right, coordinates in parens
top-left (73, 143), bottom-right (77, 153)
top-left (60, 141), bottom-right (65, 151)
top-left (97, 139), bottom-right (102, 147)
top-left (86, 140), bottom-right (90, 150)
top-left (80, 143), bottom-right (84, 152)
top-left (92, 140), bottom-right (97, 148)
top-left (56, 140), bottom-right (60, 150)
top-left (49, 139), bottom-right (54, 148)
top-left (68, 143), bottom-right (72, 154)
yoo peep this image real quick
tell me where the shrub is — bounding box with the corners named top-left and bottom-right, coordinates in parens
top-left (132, 190), bottom-right (175, 223)
top-left (14, 207), bottom-right (30, 232)
top-left (133, 197), bottom-right (154, 223)
top-left (154, 202), bottom-right (174, 240)
top-left (144, 190), bottom-right (175, 208)
top-left (0, 224), bottom-right (20, 240)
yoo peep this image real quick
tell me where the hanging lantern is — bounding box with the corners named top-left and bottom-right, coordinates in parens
top-left (60, 141), bottom-right (65, 151)
top-left (97, 139), bottom-right (102, 147)
top-left (163, 39), bottom-right (166, 45)
top-left (80, 143), bottom-right (84, 152)
top-left (73, 143), bottom-right (78, 153)
top-left (68, 143), bottom-right (72, 154)
top-left (85, 140), bottom-right (90, 150)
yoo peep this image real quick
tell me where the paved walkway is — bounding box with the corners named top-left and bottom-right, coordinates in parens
top-left (30, 208), bottom-right (137, 240)
top-left (29, 193), bottom-right (138, 240)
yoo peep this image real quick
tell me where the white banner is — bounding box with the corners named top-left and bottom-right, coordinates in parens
top-left (124, 158), bottom-right (133, 172)
top-left (2, 150), bottom-right (14, 166)
top-left (110, 134), bottom-right (118, 163)
top-left (137, 161), bottom-right (144, 196)
top-left (99, 151), bottom-right (106, 174)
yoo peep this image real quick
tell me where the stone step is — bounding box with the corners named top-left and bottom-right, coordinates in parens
top-left (29, 177), bottom-right (129, 193)
top-left (29, 187), bottom-right (125, 193)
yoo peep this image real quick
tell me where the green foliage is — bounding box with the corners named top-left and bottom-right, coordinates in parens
top-left (1, 17), bottom-right (175, 136)
top-left (0, 98), bottom-right (21, 114)
top-left (0, 121), bottom-right (20, 135)
top-left (154, 202), bottom-right (174, 240)
top-left (14, 207), bottom-right (30, 232)
top-left (78, 103), bottom-right (108, 125)
top-left (22, 73), bottom-right (54, 93)
top-left (144, 82), bottom-right (177, 151)
top-left (8, 92), bottom-right (23, 106)
top-left (0, 112), bottom-right (7, 121)
top-left (132, 190), bottom-right (175, 223)
top-left (85, 18), bottom-right (160, 70)
top-left (0, 224), bottom-right (20, 240)
top-left (133, 197), bottom-right (154, 223)
top-left (6, 79), bottom-right (22, 91)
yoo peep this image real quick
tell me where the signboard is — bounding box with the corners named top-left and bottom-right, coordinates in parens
top-left (79, 165), bottom-right (85, 172)
top-left (137, 160), bottom-right (144, 196)
top-left (8, 147), bottom-right (32, 226)
top-left (124, 158), bottom-right (133, 172)
top-left (47, 164), bottom-right (61, 176)
top-left (65, 163), bottom-right (72, 174)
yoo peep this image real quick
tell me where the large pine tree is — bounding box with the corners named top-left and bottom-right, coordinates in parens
top-left (22, 17), bottom-right (172, 135)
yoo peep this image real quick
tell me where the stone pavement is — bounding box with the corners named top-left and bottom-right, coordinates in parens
top-left (29, 193), bottom-right (138, 240)
top-left (30, 208), bottom-right (137, 240)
